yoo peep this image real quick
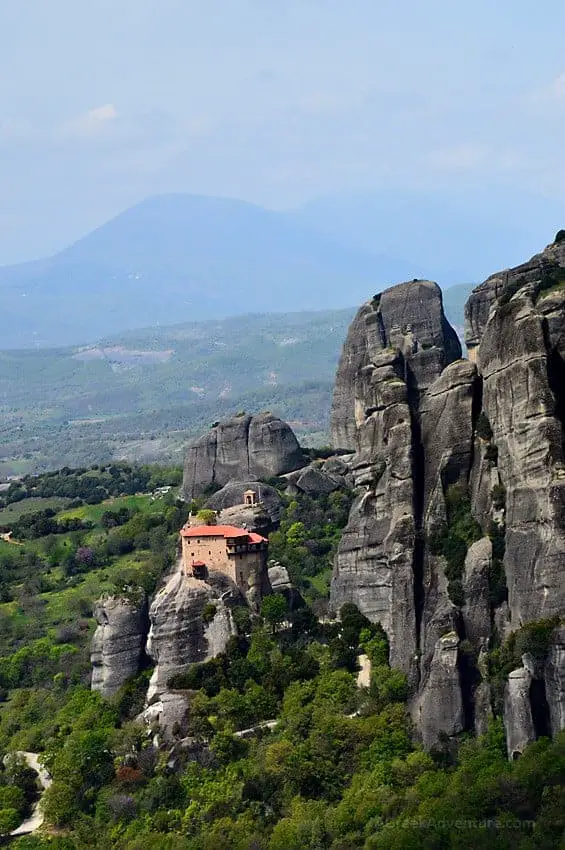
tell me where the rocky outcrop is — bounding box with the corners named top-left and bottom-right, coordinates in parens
top-left (330, 281), bottom-right (461, 450)
top-left (331, 244), bottom-right (565, 751)
top-left (204, 480), bottom-right (284, 524)
top-left (91, 594), bottom-right (149, 698)
top-left (284, 460), bottom-right (350, 497)
top-left (182, 413), bottom-right (306, 499)
top-left (461, 537), bottom-right (492, 648)
top-left (465, 239), bottom-right (565, 629)
top-left (411, 632), bottom-right (465, 750)
top-left (504, 667), bottom-right (536, 759)
top-left (146, 569), bottom-right (237, 703)
top-left (330, 281), bottom-right (461, 680)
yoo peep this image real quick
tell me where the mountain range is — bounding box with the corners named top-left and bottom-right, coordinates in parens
top-left (0, 194), bottom-right (426, 349)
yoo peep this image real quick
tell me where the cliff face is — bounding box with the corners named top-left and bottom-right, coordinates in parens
top-left (91, 594), bottom-right (149, 698)
top-left (145, 568), bottom-right (237, 704)
top-left (330, 281), bottom-right (461, 681)
top-left (182, 413), bottom-right (306, 500)
top-left (331, 248), bottom-right (565, 752)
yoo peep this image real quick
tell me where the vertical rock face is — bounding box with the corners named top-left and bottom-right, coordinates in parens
top-left (182, 413), bottom-right (306, 499)
top-left (461, 537), bottom-right (492, 647)
top-left (331, 242), bottom-right (565, 751)
top-left (419, 359), bottom-right (478, 675)
top-left (146, 569), bottom-right (237, 703)
top-left (412, 633), bottom-right (465, 750)
top-left (330, 281), bottom-right (461, 680)
top-left (91, 595), bottom-right (149, 698)
top-left (546, 625), bottom-right (565, 738)
top-left (330, 282), bottom-right (461, 450)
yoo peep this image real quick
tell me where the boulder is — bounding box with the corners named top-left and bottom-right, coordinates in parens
top-left (285, 464), bottom-right (344, 496)
top-left (91, 594), bottom-right (148, 699)
top-left (182, 413), bottom-right (306, 499)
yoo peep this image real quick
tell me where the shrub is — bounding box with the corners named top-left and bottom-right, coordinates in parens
top-left (555, 229), bottom-right (565, 244)
top-left (196, 509), bottom-right (216, 526)
top-left (429, 485), bottom-right (482, 606)
top-left (202, 603), bottom-right (217, 623)
top-left (475, 412), bottom-right (493, 441)
top-left (492, 484), bottom-right (506, 510)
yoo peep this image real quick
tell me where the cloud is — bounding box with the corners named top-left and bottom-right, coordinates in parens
top-left (63, 103), bottom-right (118, 137)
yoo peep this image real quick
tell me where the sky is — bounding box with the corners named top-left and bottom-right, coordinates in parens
top-left (1, 0), bottom-right (565, 264)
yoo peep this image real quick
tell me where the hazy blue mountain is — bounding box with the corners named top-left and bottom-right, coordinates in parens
top-left (291, 187), bottom-right (565, 285)
top-left (0, 194), bottom-right (424, 349)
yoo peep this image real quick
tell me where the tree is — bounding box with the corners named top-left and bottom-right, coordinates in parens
top-left (0, 807), bottom-right (20, 835)
top-left (261, 594), bottom-right (287, 633)
top-left (196, 509), bottom-right (216, 525)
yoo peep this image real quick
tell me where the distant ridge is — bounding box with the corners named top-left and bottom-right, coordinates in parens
top-left (0, 193), bottom-right (424, 349)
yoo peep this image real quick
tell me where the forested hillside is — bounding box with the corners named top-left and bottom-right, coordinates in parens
top-left (0, 464), bottom-right (561, 848)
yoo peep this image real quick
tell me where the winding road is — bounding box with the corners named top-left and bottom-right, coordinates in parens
top-left (9, 752), bottom-right (51, 837)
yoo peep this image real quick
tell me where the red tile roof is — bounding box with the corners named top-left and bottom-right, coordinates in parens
top-left (191, 560), bottom-right (207, 567)
top-left (180, 524), bottom-right (267, 543)
top-left (248, 532), bottom-right (268, 544)
top-left (181, 525), bottom-right (248, 539)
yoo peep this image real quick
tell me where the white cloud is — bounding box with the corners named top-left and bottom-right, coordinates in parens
top-left (63, 103), bottom-right (118, 137)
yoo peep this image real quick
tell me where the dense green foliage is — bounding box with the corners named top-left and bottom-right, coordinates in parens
top-left (0, 465), bottom-right (562, 847)
top-left (267, 488), bottom-right (353, 608)
top-left (0, 465), bottom-right (185, 665)
top-left (5, 610), bottom-right (565, 849)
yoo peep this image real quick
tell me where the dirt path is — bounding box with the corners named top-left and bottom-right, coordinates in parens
top-left (10, 751), bottom-right (51, 836)
top-left (356, 654), bottom-right (372, 688)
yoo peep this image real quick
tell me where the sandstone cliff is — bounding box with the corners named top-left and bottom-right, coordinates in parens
top-left (330, 281), bottom-right (461, 682)
top-left (182, 413), bottom-right (306, 500)
top-left (91, 594), bottom-right (149, 698)
top-left (330, 248), bottom-right (565, 753)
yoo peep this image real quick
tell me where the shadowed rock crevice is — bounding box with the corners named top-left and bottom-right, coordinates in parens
top-left (529, 678), bottom-right (551, 739)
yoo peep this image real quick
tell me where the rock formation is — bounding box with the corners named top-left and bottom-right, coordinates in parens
top-left (146, 568), bottom-right (237, 703)
top-left (284, 456), bottom-right (352, 497)
top-left (504, 667), bottom-right (536, 760)
top-left (411, 632), bottom-right (465, 750)
top-left (546, 625), bottom-right (565, 738)
top-left (330, 242), bottom-right (565, 752)
top-left (182, 413), bottom-right (306, 500)
top-left (205, 480), bottom-right (284, 527)
top-left (330, 281), bottom-right (461, 681)
top-left (91, 594), bottom-right (149, 698)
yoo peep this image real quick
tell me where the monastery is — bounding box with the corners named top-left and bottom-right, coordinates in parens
top-left (179, 491), bottom-right (268, 594)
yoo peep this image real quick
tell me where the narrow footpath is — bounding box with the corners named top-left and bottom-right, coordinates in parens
top-left (10, 752), bottom-right (51, 837)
